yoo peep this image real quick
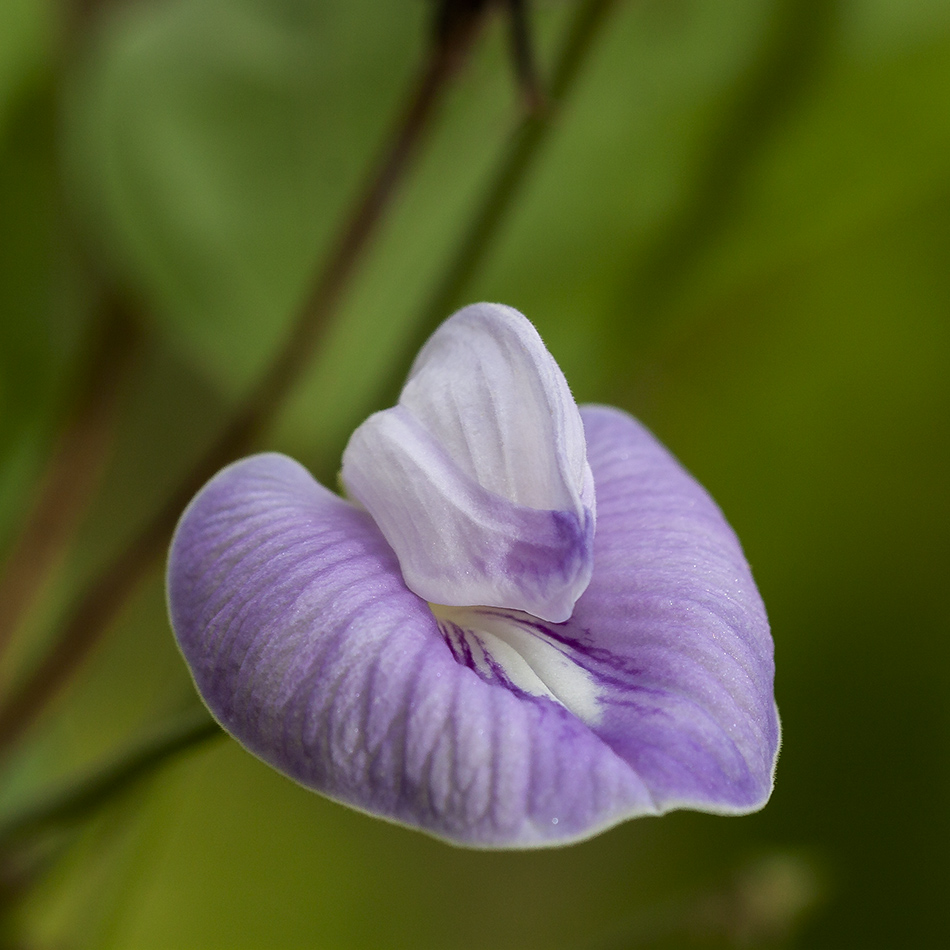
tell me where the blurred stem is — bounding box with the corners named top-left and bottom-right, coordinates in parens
top-left (0, 1), bottom-right (146, 666)
top-left (0, 9), bottom-right (487, 758)
top-left (507, 0), bottom-right (546, 111)
top-left (372, 0), bottom-right (619, 414)
top-left (68, 0), bottom-right (114, 24)
top-left (0, 298), bottom-right (139, 670)
top-left (0, 707), bottom-right (220, 853)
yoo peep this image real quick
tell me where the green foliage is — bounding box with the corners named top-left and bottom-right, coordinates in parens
top-left (1, 0), bottom-right (948, 946)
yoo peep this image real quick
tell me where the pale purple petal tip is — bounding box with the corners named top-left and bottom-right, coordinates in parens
top-left (341, 303), bottom-right (594, 623)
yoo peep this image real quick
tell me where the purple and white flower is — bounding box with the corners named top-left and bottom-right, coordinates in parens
top-left (167, 303), bottom-right (779, 848)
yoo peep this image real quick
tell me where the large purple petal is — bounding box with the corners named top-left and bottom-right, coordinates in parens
top-left (168, 409), bottom-right (777, 847)
top-left (571, 405), bottom-right (779, 811)
top-left (168, 453), bottom-right (654, 847)
top-left (381, 407), bottom-right (777, 814)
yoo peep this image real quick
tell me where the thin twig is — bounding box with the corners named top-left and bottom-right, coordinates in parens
top-left (371, 0), bottom-right (619, 414)
top-left (0, 297), bottom-right (139, 668)
top-left (0, 13), bottom-right (485, 758)
top-left (0, 707), bottom-right (220, 852)
top-left (0, 0), bottom-right (144, 669)
top-left (507, 0), bottom-right (546, 112)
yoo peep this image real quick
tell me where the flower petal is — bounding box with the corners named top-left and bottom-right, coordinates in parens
top-left (341, 303), bottom-right (594, 623)
top-left (417, 406), bottom-right (777, 814)
top-left (572, 405), bottom-right (779, 812)
top-left (167, 406), bottom-right (777, 847)
top-left (168, 453), bottom-right (653, 847)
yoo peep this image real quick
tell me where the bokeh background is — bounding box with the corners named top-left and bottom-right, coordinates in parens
top-left (1, 0), bottom-right (948, 946)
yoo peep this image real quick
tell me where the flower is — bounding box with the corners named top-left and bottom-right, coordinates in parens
top-left (167, 303), bottom-right (779, 848)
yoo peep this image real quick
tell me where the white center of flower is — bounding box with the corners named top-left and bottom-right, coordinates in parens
top-left (430, 603), bottom-right (602, 726)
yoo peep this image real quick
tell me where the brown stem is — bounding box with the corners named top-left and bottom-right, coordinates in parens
top-left (506, 0), bottom-right (546, 112)
top-left (0, 15), bottom-right (484, 758)
top-left (368, 0), bottom-right (619, 417)
top-left (0, 297), bottom-right (139, 666)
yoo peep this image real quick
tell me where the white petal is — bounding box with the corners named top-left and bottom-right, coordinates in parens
top-left (431, 604), bottom-right (603, 727)
top-left (403, 303), bottom-right (594, 511)
top-left (341, 303), bottom-right (595, 622)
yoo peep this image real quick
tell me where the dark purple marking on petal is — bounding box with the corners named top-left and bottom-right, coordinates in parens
top-left (500, 506), bottom-right (595, 594)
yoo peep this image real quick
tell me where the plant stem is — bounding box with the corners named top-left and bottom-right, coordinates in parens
top-left (374, 0), bottom-right (619, 412)
top-left (0, 11), bottom-right (484, 759)
top-left (0, 297), bottom-right (139, 669)
top-left (0, 0), bottom-right (146, 670)
top-left (0, 707), bottom-right (220, 852)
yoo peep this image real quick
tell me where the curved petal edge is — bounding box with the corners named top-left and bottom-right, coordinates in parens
top-left (341, 303), bottom-right (595, 622)
top-left (167, 414), bottom-right (778, 849)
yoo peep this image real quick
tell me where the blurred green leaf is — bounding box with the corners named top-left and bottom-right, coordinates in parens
top-left (6, 1), bottom-right (950, 947)
top-left (66, 0), bottom-right (423, 394)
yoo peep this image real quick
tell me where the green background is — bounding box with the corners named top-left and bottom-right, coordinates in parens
top-left (1, 0), bottom-right (948, 946)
